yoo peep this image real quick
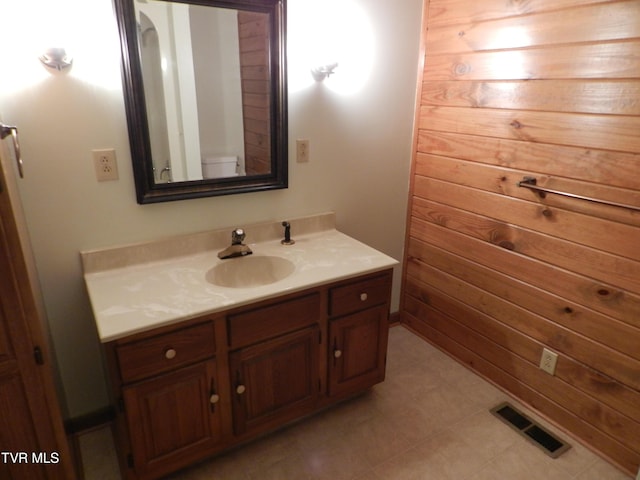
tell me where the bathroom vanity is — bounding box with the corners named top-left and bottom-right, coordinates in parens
top-left (82, 213), bottom-right (397, 479)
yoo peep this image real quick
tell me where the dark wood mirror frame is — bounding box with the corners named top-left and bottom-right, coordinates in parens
top-left (113, 0), bottom-right (287, 204)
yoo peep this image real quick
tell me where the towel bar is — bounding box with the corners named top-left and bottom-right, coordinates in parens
top-left (517, 176), bottom-right (640, 213)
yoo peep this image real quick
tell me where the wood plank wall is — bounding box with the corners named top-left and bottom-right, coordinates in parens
top-left (238, 11), bottom-right (271, 175)
top-left (401, 0), bottom-right (640, 474)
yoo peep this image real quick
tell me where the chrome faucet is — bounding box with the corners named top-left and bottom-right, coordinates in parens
top-left (217, 228), bottom-right (253, 259)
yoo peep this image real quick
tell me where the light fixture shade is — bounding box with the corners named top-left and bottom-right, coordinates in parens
top-left (39, 47), bottom-right (73, 71)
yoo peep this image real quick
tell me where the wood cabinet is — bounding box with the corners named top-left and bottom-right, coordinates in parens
top-left (230, 326), bottom-right (320, 435)
top-left (328, 274), bottom-right (391, 397)
top-left (328, 309), bottom-right (388, 397)
top-left (110, 322), bottom-right (220, 479)
top-left (123, 361), bottom-right (222, 478)
top-left (105, 269), bottom-right (392, 480)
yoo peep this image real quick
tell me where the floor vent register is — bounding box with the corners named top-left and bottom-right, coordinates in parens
top-left (490, 402), bottom-right (571, 458)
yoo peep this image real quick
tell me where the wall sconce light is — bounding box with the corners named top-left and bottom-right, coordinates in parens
top-left (311, 62), bottom-right (338, 81)
top-left (39, 47), bottom-right (73, 72)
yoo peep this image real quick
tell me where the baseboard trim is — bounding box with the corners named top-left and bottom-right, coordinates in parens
top-left (64, 406), bottom-right (115, 435)
top-left (389, 311), bottom-right (400, 325)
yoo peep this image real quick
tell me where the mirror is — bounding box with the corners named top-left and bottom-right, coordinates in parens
top-left (113, 0), bottom-right (287, 203)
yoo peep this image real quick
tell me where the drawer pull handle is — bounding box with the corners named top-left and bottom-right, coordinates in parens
top-left (164, 348), bottom-right (177, 360)
top-left (236, 385), bottom-right (246, 395)
top-left (360, 293), bottom-right (368, 302)
top-left (334, 349), bottom-right (343, 359)
top-left (209, 393), bottom-right (220, 404)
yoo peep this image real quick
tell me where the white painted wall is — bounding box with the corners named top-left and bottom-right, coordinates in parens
top-left (0, 0), bottom-right (422, 417)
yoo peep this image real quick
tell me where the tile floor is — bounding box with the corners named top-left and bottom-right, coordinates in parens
top-left (78, 326), bottom-right (633, 479)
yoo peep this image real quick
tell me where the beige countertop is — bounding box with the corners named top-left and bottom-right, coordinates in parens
top-left (81, 214), bottom-right (398, 342)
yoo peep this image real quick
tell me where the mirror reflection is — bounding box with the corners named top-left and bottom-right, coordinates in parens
top-left (137, 2), bottom-right (271, 183)
top-left (114, 0), bottom-right (287, 203)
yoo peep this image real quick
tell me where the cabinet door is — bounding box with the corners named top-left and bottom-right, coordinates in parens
top-left (123, 360), bottom-right (222, 478)
top-left (230, 326), bottom-right (320, 436)
top-left (328, 305), bottom-right (389, 397)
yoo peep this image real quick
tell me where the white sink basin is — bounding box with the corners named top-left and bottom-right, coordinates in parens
top-left (206, 255), bottom-right (295, 288)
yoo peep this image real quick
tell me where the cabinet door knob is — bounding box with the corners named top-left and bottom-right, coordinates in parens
top-left (209, 393), bottom-right (220, 404)
top-left (164, 348), bottom-right (177, 360)
top-left (236, 385), bottom-right (246, 395)
top-left (360, 293), bottom-right (368, 301)
top-left (334, 349), bottom-right (342, 358)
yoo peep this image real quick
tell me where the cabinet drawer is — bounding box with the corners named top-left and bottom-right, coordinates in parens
top-left (117, 322), bottom-right (215, 383)
top-left (228, 293), bottom-right (320, 349)
top-left (329, 273), bottom-right (391, 317)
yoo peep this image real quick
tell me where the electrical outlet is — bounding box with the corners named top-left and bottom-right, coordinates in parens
top-left (539, 348), bottom-right (558, 375)
top-left (92, 148), bottom-right (118, 181)
top-left (296, 139), bottom-right (309, 163)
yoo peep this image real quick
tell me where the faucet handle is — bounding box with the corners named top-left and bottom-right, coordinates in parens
top-left (232, 228), bottom-right (246, 245)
